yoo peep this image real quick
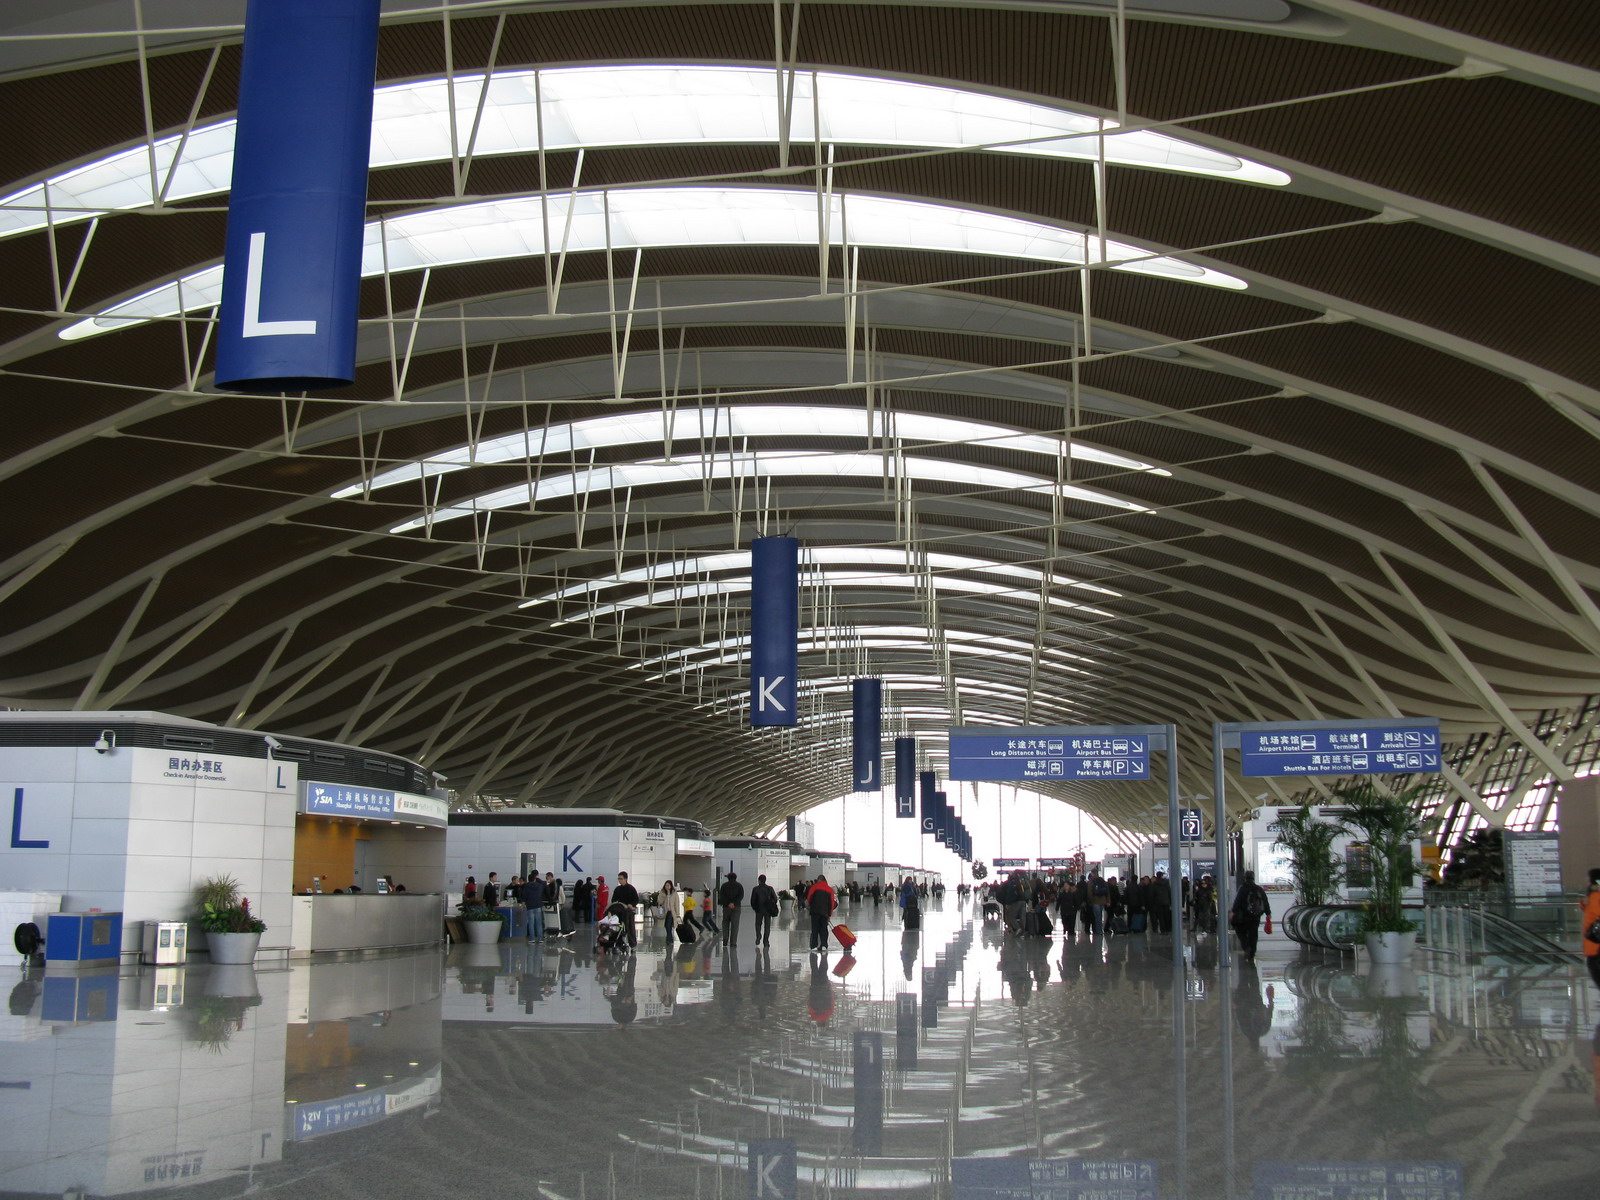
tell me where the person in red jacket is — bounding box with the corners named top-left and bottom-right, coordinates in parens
top-left (807, 874), bottom-right (837, 952)
top-left (595, 876), bottom-right (610, 924)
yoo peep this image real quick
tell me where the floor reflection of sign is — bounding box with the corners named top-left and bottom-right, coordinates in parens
top-left (953, 1158), bottom-right (1158, 1200)
top-left (852, 1031), bottom-right (883, 1156)
top-left (896, 993), bottom-right (918, 1068)
top-left (1253, 1162), bottom-right (1462, 1200)
top-left (747, 1139), bottom-right (797, 1200)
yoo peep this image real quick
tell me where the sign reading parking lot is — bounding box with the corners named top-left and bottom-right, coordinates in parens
top-left (1239, 725), bottom-right (1440, 777)
top-left (948, 726), bottom-right (1150, 781)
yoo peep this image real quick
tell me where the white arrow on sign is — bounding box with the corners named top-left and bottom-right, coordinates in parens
top-left (1129, 741), bottom-right (1145, 753)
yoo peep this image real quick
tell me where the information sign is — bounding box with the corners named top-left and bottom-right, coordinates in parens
top-left (1503, 831), bottom-right (1562, 900)
top-left (992, 858), bottom-right (1031, 869)
top-left (953, 1158), bottom-right (1159, 1200)
top-left (949, 727), bottom-right (1149, 781)
top-left (1239, 726), bottom-right (1440, 777)
top-left (1179, 808), bottom-right (1203, 841)
top-left (1252, 1161), bottom-right (1461, 1200)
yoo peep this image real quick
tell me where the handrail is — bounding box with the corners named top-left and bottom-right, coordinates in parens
top-left (1423, 903), bottom-right (1575, 962)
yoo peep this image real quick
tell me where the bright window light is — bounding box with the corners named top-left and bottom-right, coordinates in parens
top-left (60, 186), bottom-right (1246, 340)
top-left (633, 626), bottom-right (1096, 669)
top-left (334, 404), bottom-right (1165, 499)
top-left (644, 638), bottom-right (1086, 681)
top-left (522, 547), bottom-right (1119, 613)
top-left (546, 570), bottom-right (1116, 627)
top-left (391, 450), bottom-right (1149, 534)
top-left (7, 65), bottom-right (1287, 242)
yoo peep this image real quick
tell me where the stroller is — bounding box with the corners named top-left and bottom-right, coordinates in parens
top-left (596, 913), bottom-right (627, 953)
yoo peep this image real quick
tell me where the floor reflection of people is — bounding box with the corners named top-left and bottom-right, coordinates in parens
top-left (609, 952), bottom-right (638, 1029)
top-left (1592, 1021), bottom-right (1600, 1112)
top-left (1232, 961), bottom-right (1273, 1050)
top-left (752, 948), bottom-right (778, 1018)
top-left (1000, 937), bottom-right (1032, 1007)
top-left (808, 955), bottom-right (835, 1024)
top-left (900, 931), bottom-right (920, 982)
top-left (719, 946), bottom-right (742, 1020)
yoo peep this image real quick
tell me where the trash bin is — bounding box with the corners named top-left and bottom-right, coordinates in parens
top-left (142, 920), bottom-right (188, 965)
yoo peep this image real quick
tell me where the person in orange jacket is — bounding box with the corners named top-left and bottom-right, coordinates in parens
top-left (1582, 867), bottom-right (1600, 992)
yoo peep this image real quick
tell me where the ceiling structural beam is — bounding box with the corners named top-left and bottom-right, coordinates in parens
top-left (246, 642), bottom-right (350, 731)
top-left (75, 571), bottom-right (163, 710)
top-left (1368, 548), bottom-right (1572, 785)
top-left (101, 599), bottom-right (234, 710)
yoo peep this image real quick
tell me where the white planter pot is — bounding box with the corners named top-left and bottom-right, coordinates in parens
top-left (206, 931), bottom-right (261, 964)
top-left (1363, 930), bottom-right (1416, 965)
top-left (462, 918), bottom-right (503, 944)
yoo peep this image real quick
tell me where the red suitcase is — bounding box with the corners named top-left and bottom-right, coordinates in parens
top-left (832, 923), bottom-right (857, 951)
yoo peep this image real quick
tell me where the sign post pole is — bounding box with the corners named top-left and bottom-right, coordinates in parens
top-left (1213, 721), bottom-right (1231, 969)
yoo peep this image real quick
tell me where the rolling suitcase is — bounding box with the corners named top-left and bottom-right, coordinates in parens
top-left (1129, 912), bottom-right (1147, 933)
top-left (558, 904), bottom-right (576, 937)
top-left (677, 920), bottom-right (696, 944)
top-left (903, 907), bottom-right (921, 931)
top-left (832, 923), bottom-right (857, 951)
top-left (1109, 915), bottom-right (1129, 935)
top-left (1021, 910), bottom-right (1041, 936)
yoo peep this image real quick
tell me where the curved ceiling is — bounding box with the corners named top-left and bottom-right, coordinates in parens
top-left (1, 0), bottom-right (1597, 838)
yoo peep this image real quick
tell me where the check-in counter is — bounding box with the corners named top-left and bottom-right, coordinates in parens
top-left (288, 893), bottom-right (444, 956)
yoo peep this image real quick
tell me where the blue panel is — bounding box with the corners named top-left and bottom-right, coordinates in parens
top-left (949, 731), bottom-right (1149, 781)
top-left (894, 737), bottom-right (916, 817)
top-left (749, 537), bottom-right (799, 726)
top-left (304, 782), bottom-right (396, 818)
top-left (895, 993), bottom-right (918, 1068)
top-left (41, 974), bottom-right (119, 1023)
top-left (45, 912), bottom-right (122, 962)
top-left (747, 1138), bottom-right (798, 1200)
top-left (852, 678), bottom-right (882, 790)
top-left (215, 0), bottom-right (381, 390)
top-left (1239, 726), bottom-right (1440, 777)
top-left (919, 772), bottom-right (937, 837)
top-left (933, 791), bottom-right (948, 843)
top-left (852, 1031), bottom-right (883, 1155)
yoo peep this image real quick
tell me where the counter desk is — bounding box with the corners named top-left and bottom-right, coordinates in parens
top-left (288, 892), bottom-right (444, 956)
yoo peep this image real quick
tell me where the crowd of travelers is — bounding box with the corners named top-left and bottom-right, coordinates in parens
top-left (969, 867), bottom-right (1273, 961)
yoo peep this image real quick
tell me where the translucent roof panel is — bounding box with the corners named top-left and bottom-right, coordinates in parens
top-left (390, 449), bottom-right (1149, 534)
top-left (333, 404), bottom-right (1166, 499)
top-left (60, 187), bottom-right (1246, 340)
top-left (544, 570), bottom-right (1116, 627)
top-left (633, 626), bottom-right (1097, 669)
top-left (5, 64), bottom-right (1287, 242)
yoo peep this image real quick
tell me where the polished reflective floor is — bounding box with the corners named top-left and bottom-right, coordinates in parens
top-left (3, 899), bottom-right (1596, 1199)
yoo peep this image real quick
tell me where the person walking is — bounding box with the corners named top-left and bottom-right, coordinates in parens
top-left (1230, 870), bottom-right (1271, 962)
top-left (611, 870), bottom-right (641, 948)
top-left (659, 880), bottom-right (677, 931)
top-left (718, 871), bottom-right (745, 947)
top-left (682, 887), bottom-right (703, 936)
top-left (750, 873), bottom-right (779, 947)
top-left (807, 873), bottom-right (837, 952)
top-left (700, 888), bottom-right (719, 936)
top-left (523, 870), bottom-right (548, 941)
top-left (1581, 867), bottom-right (1600, 991)
top-left (1149, 871), bottom-right (1173, 934)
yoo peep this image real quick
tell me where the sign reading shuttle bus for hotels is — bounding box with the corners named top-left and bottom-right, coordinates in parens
top-left (214, 0), bottom-right (381, 391)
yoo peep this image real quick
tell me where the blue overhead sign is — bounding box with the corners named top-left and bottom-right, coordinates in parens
top-left (1239, 725), bottom-right (1440, 777)
top-left (1179, 808), bottom-right (1204, 841)
top-left (949, 728), bottom-right (1150, 781)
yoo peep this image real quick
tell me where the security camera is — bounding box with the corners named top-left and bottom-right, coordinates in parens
top-left (431, 771), bottom-right (448, 785)
top-left (93, 731), bottom-right (115, 754)
top-left (263, 734), bottom-right (283, 750)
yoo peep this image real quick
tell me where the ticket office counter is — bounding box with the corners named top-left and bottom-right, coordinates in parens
top-left (289, 892), bottom-right (443, 956)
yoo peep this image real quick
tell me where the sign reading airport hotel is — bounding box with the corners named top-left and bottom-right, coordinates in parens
top-left (1239, 726), bottom-right (1440, 777)
top-left (300, 782), bottom-right (447, 827)
top-left (949, 726), bottom-right (1150, 781)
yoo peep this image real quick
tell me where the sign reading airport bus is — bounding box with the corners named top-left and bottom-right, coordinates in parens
top-left (1238, 725), bottom-right (1440, 777)
top-left (948, 726), bottom-right (1150, 781)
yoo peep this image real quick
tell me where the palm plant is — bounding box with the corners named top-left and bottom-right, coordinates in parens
top-left (1272, 805), bottom-right (1344, 906)
top-left (1330, 780), bottom-right (1424, 934)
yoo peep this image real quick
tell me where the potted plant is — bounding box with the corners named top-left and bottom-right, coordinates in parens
top-left (1272, 805), bottom-right (1344, 910)
top-left (457, 901), bottom-right (506, 944)
top-left (1332, 780), bottom-right (1424, 964)
top-left (778, 889), bottom-right (793, 915)
top-left (196, 875), bottom-right (267, 964)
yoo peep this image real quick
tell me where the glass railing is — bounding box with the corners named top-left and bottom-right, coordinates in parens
top-left (1421, 901), bottom-right (1576, 962)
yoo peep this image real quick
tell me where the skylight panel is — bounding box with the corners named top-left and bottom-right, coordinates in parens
top-left (5, 65), bottom-right (1287, 244)
top-left (388, 449), bottom-right (1149, 535)
top-left (332, 405), bottom-right (1166, 500)
top-left (60, 187), bottom-right (1246, 341)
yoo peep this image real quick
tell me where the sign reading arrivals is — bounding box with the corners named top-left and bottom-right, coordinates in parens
top-left (949, 726), bottom-right (1150, 781)
top-left (1239, 726), bottom-right (1440, 777)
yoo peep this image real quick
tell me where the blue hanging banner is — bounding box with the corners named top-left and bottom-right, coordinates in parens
top-left (894, 737), bottom-right (916, 818)
top-left (919, 772), bottom-right (937, 837)
top-left (749, 537), bottom-right (799, 727)
top-left (215, 0), bottom-right (381, 391)
top-left (852, 678), bottom-right (882, 791)
top-left (933, 791), bottom-right (948, 844)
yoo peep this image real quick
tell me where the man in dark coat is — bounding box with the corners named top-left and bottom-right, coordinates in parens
top-left (1230, 870), bottom-right (1272, 961)
top-left (611, 870), bottom-right (641, 948)
top-left (750, 873), bottom-right (779, 947)
top-left (718, 871), bottom-right (745, 947)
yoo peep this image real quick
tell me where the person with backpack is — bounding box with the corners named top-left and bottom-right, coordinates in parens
top-left (1230, 870), bottom-right (1272, 962)
top-left (807, 874), bottom-right (837, 952)
top-left (1088, 874), bottom-right (1109, 937)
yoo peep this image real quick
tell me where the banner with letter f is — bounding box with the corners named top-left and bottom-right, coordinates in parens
top-left (852, 678), bottom-right (882, 790)
top-left (749, 537), bottom-right (799, 726)
top-left (216, 0), bottom-right (380, 390)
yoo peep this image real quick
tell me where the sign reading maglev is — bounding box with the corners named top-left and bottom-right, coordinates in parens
top-left (300, 782), bottom-right (447, 827)
top-left (1239, 725), bottom-right (1440, 777)
top-left (949, 725), bottom-right (1151, 781)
